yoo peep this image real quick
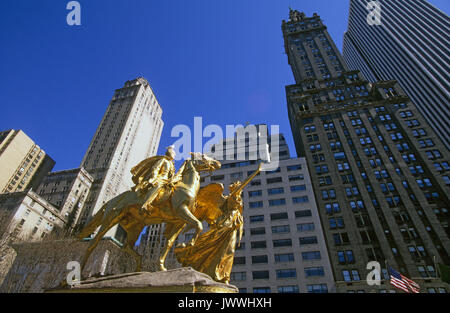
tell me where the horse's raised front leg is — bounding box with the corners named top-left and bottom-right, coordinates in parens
top-left (174, 203), bottom-right (203, 246)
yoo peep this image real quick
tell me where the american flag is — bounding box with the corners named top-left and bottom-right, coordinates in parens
top-left (388, 266), bottom-right (420, 293)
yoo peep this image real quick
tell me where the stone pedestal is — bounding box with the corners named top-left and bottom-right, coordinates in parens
top-left (0, 238), bottom-right (133, 293)
top-left (45, 267), bottom-right (238, 293)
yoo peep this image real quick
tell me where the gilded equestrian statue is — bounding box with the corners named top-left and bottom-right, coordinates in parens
top-left (77, 151), bottom-right (221, 273)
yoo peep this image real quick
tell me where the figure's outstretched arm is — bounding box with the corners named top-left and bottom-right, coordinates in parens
top-left (229, 162), bottom-right (262, 198)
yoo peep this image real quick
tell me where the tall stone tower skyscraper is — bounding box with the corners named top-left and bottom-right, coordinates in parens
top-left (283, 9), bottom-right (449, 293)
top-left (78, 77), bottom-right (163, 238)
top-left (343, 0), bottom-right (450, 150)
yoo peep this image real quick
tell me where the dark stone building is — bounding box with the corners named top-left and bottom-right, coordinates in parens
top-left (283, 9), bottom-right (449, 293)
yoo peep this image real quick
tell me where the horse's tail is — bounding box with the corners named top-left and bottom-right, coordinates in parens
top-left (76, 206), bottom-right (106, 240)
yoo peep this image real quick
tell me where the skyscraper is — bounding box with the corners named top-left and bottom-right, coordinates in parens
top-left (78, 77), bottom-right (163, 239)
top-left (343, 0), bottom-right (450, 150)
top-left (283, 9), bottom-right (449, 293)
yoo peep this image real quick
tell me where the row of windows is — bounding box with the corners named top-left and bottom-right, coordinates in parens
top-left (241, 266), bottom-right (325, 281)
top-left (244, 236), bottom-right (319, 250)
top-left (250, 223), bottom-right (315, 236)
top-left (234, 251), bottom-right (322, 266)
top-left (238, 284), bottom-right (328, 294)
top-left (249, 186), bottom-right (307, 197)
top-left (249, 210), bottom-right (312, 223)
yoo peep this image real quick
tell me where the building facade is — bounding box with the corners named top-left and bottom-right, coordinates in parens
top-left (35, 168), bottom-right (93, 231)
top-left (343, 0), bottom-right (450, 150)
top-left (0, 190), bottom-right (65, 242)
top-left (0, 130), bottom-right (55, 194)
top-left (78, 77), bottom-right (164, 239)
top-left (283, 9), bottom-right (449, 293)
top-left (195, 126), bottom-right (336, 293)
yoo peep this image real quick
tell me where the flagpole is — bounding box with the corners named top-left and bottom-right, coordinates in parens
top-left (385, 260), bottom-right (391, 293)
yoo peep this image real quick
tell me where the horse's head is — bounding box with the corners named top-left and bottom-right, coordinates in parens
top-left (189, 152), bottom-right (221, 173)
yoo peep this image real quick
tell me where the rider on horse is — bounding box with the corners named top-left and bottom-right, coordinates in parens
top-left (131, 145), bottom-right (179, 215)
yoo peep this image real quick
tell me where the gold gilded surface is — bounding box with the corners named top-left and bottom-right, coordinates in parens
top-left (77, 147), bottom-right (221, 273)
top-left (77, 143), bottom-right (261, 289)
top-left (175, 164), bottom-right (262, 284)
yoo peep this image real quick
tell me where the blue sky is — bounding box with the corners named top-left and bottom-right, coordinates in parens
top-left (1, 0), bottom-right (448, 171)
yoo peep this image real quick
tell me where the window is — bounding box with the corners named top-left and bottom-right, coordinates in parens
top-left (289, 174), bottom-right (304, 181)
top-left (297, 223), bottom-right (315, 232)
top-left (334, 152), bottom-right (346, 160)
top-left (253, 287), bottom-right (271, 293)
top-left (252, 255), bottom-right (268, 264)
top-left (272, 225), bottom-right (290, 234)
top-left (270, 212), bottom-right (288, 221)
top-left (251, 180), bottom-right (261, 186)
top-left (337, 163), bottom-right (350, 172)
top-left (287, 164), bottom-right (302, 171)
top-left (325, 203), bottom-right (341, 214)
top-left (248, 190), bottom-right (262, 197)
top-left (251, 241), bottom-right (267, 249)
top-left (230, 172), bottom-right (243, 180)
top-left (319, 176), bottom-right (333, 186)
top-left (275, 253), bottom-right (295, 263)
top-left (267, 177), bottom-right (283, 184)
top-left (230, 272), bottom-right (246, 281)
top-left (302, 251), bottom-right (321, 261)
top-left (269, 199), bottom-right (286, 206)
top-left (304, 267), bottom-right (324, 277)
top-left (252, 271), bottom-right (269, 280)
top-left (266, 167), bottom-right (281, 175)
top-left (321, 189), bottom-right (336, 200)
top-left (315, 165), bottom-right (329, 174)
top-left (250, 227), bottom-right (266, 236)
top-left (351, 270), bottom-right (361, 281)
top-left (250, 215), bottom-right (264, 223)
top-left (268, 187), bottom-right (284, 195)
top-left (342, 270), bottom-right (351, 281)
top-left (233, 256), bottom-right (246, 265)
top-left (307, 284), bottom-right (328, 293)
top-left (211, 175), bottom-right (224, 181)
top-left (276, 269), bottom-right (297, 279)
top-left (290, 185), bottom-right (306, 192)
top-left (333, 233), bottom-right (350, 245)
top-left (293, 196), bottom-right (309, 203)
top-left (278, 285), bottom-right (299, 293)
top-left (329, 218), bottom-right (345, 229)
top-left (295, 210), bottom-right (312, 218)
top-left (249, 201), bottom-right (263, 209)
top-left (299, 236), bottom-right (318, 245)
top-left (273, 239), bottom-right (292, 247)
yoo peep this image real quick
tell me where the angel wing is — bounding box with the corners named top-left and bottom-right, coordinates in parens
top-left (193, 183), bottom-right (226, 225)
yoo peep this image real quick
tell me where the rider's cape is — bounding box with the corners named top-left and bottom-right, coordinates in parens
top-left (130, 155), bottom-right (170, 186)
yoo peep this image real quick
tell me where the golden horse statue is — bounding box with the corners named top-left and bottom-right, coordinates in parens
top-left (77, 152), bottom-right (221, 273)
